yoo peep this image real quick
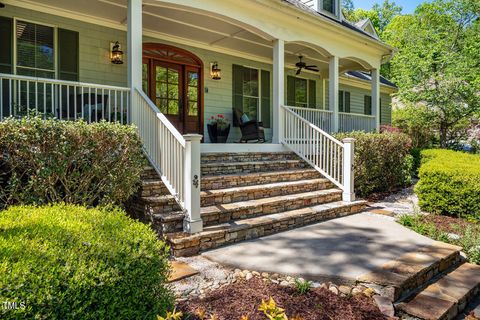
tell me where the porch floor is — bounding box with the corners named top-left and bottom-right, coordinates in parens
top-left (202, 212), bottom-right (434, 284)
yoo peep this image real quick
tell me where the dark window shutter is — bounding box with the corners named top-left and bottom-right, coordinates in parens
top-left (0, 17), bottom-right (13, 74)
top-left (364, 95), bottom-right (372, 115)
top-left (232, 64), bottom-right (244, 126)
top-left (308, 79), bottom-right (316, 108)
top-left (58, 28), bottom-right (79, 81)
top-left (345, 92), bottom-right (351, 113)
top-left (338, 90), bottom-right (344, 112)
top-left (261, 70), bottom-right (271, 128)
top-left (286, 76), bottom-right (295, 106)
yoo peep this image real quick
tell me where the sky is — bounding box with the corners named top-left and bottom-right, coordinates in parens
top-left (352, 0), bottom-right (426, 14)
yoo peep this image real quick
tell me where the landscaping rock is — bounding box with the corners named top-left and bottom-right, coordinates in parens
top-left (329, 285), bottom-right (339, 295)
top-left (373, 295), bottom-right (395, 318)
top-left (339, 285), bottom-right (352, 295)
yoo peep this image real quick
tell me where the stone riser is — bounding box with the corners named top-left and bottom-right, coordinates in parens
top-left (169, 202), bottom-right (366, 257)
top-left (201, 161), bottom-right (307, 176)
top-left (157, 190), bottom-right (342, 233)
top-left (201, 152), bottom-right (299, 163)
top-left (200, 179), bottom-right (333, 206)
top-left (140, 182), bottom-right (170, 197)
top-left (201, 169), bottom-right (322, 191)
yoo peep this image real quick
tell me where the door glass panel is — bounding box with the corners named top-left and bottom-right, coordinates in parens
top-left (154, 65), bottom-right (180, 115)
top-left (142, 63), bottom-right (149, 94)
top-left (187, 71), bottom-right (199, 116)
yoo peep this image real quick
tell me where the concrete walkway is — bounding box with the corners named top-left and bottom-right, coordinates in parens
top-left (203, 213), bottom-right (434, 284)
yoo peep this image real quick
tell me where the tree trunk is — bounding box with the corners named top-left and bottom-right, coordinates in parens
top-left (439, 123), bottom-right (448, 148)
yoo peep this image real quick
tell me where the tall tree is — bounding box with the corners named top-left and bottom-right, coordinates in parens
top-left (385, 0), bottom-right (480, 147)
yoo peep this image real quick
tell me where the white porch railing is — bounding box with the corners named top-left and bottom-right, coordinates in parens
top-left (133, 88), bottom-right (202, 233)
top-left (287, 106), bottom-right (334, 133)
top-left (339, 112), bottom-right (376, 133)
top-left (0, 73), bottom-right (130, 123)
top-left (282, 105), bottom-right (355, 201)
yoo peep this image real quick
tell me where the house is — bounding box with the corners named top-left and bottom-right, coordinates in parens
top-left (0, 0), bottom-right (397, 255)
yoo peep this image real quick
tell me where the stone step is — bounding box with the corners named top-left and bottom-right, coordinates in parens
top-left (166, 200), bottom-right (367, 257)
top-left (396, 263), bottom-right (480, 320)
top-left (201, 168), bottom-right (322, 190)
top-left (137, 194), bottom-right (182, 214)
top-left (201, 159), bottom-right (307, 176)
top-left (200, 178), bottom-right (333, 206)
top-left (156, 188), bottom-right (343, 232)
top-left (201, 152), bottom-right (299, 164)
top-left (357, 241), bottom-right (463, 302)
top-left (140, 179), bottom-right (170, 197)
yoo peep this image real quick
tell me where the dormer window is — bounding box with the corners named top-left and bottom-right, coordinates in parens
top-left (322, 0), bottom-right (336, 15)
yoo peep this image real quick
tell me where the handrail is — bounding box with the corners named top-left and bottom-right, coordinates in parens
top-left (0, 73), bottom-right (130, 123)
top-left (339, 112), bottom-right (375, 119)
top-left (282, 105), bottom-right (345, 189)
top-left (286, 105), bottom-right (334, 133)
top-left (134, 88), bottom-right (186, 208)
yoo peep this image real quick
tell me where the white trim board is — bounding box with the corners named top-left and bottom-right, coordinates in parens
top-left (201, 143), bottom-right (288, 154)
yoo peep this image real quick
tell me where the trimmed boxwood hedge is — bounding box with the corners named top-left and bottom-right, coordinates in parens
top-left (0, 117), bottom-right (145, 208)
top-left (335, 131), bottom-right (413, 197)
top-left (415, 149), bottom-right (480, 218)
top-left (0, 204), bottom-right (173, 319)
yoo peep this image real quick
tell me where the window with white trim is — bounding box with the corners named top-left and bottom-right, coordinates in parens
top-left (16, 20), bottom-right (55, 78)
top-left (287, 76), bottom-right (316, 108)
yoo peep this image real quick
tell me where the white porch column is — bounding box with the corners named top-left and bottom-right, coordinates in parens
top-left (183, 134), bottom-right (203, 234)
top-left (342, 138), bottom-right (355, 202)
top-left (329, 56), bottom-right (339, 132)
top-left (371, 68), bottom-right (381, 131)
top-left (272, 39), bottom-right (285, 144)
top-left (127, 0), bottom-right (143, 123)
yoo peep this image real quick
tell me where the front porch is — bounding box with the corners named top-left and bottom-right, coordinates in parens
top-left (0, 0), bottom-right (394, 142)
top-left (0, 0), bottom-right (395, 235)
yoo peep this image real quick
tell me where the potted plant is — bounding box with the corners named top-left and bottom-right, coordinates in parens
top-left (207, 114), bottom-right (230, 143)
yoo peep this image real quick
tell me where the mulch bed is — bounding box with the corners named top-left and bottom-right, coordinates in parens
top-left (423, 214), bottom-right (478, 235)
top-left (178, 277), bottom-right (387, 320)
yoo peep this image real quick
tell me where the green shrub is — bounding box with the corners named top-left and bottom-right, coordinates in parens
top-left (336, 131), bottom-right (413, 197)
top-left (0, 117), bottom-right (145, 208)
top-left (0, 204), bottom-right (173, 319)
top-left (415, 149), bottom-right (480, 219)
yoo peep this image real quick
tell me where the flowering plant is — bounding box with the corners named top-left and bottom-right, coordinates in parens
top-left (209, 114), bottom-right (229, 129)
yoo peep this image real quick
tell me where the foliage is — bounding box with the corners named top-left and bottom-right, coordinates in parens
top-left (0, 117), bottom-right (145, 208)
top-left (0, 204), bottom-right (174, 320)
top-left (415, 149), bottom-right (480, 219)
top-left (392, 103), bottom-right (437, 149)
top-left (258, 298), bottom-right (288, 320)
top-left (383, 0), bottom-right (480, 148)
top-left (209, 114), bottom-right (230, 129)
top-left (294, 278), bottom-right (313, 295)
top-left (157, 308), bottom-right (183, 320)
top-left (336, 131), bottom-right (413, 197)
top-left (398, 213), bottom-right (480, 265)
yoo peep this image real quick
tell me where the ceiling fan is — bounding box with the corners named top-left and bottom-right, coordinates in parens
top-left (295, 56), bottom-right (319, 75)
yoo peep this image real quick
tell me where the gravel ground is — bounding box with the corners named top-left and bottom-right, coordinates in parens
top-left (372, 183), bottom-right (420, 216)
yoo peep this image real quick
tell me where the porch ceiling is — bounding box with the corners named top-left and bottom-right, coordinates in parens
top-left (9, 0), bottom-right (370, 72)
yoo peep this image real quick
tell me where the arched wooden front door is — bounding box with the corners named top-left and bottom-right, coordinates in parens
top-left (142, 43), bottom-right (203, 134)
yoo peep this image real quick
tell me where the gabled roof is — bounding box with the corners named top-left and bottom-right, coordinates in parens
top-left (283, 0), bottom-right (379, 40)
top-left (345, 71), bottom-right (398, 89)
top-left (354, 18), bottom-right (380, 39)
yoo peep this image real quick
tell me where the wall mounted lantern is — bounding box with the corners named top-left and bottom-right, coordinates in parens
top-left (110, 41), bottom-right (124, 64)
top-left (210, 62), bottom-right (221, 80)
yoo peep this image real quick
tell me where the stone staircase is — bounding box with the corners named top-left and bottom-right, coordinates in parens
top-left (128, 152), bottom-right (366, 257)
top-left (357, 241), bottom-right (480, 319)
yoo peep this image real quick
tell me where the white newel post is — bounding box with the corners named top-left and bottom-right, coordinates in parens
top-left (183, 134), bottom-right (203, 234)
top-left (371, 68), bottom-right (380, 132)
top-left (127, 0), bottom-right (143, 124)
top-left (342, 138), bottom-right (355, 202)
top-left (272, 39), bottom-right (285, 144)
top-left (329, 56), bottom-right (339, 132)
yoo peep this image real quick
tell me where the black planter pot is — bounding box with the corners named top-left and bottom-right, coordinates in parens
top-left (207, 123), bottom-right (230, 143)
top-left (216, 124), bottom-right (230, 143)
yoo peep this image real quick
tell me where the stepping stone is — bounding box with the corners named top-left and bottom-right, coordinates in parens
top-left (367, 208), bottom-right (395, 216)
top-left (168, 260), bottom-right (198, 282)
